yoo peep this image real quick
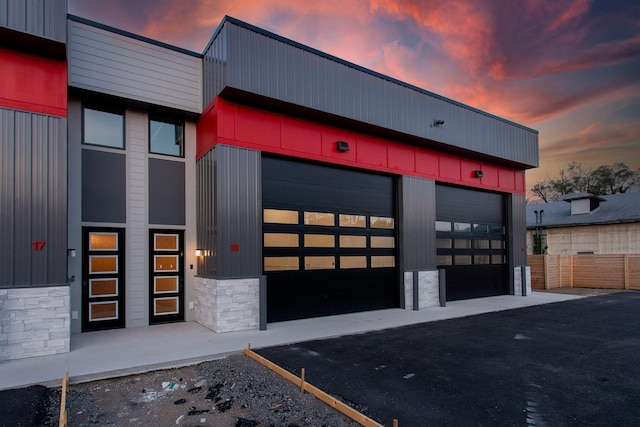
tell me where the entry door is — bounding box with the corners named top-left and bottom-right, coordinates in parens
top-left (82, 228), bottom-right (125, 331)
top-left (149, 230), bottom-right (184, 324)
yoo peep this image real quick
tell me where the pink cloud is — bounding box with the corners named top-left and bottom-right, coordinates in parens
top-left (69, 0), bottom-right (640, 191)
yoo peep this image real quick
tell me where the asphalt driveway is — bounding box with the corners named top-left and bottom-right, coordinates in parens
top-left (256, 291), bottom-right (640, 426)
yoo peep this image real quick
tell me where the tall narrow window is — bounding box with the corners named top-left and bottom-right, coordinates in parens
top-left (83, 106), bottom-right (124, 149)
top-left (150, 117), bottom-right (184, 157)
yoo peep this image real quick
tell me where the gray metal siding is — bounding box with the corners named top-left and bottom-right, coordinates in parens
top-left (149, 158), bottom-right (185, 225)
top-left (203, 25), bottom-right (227, 111)
top-left (204, 19), bottom-right (538, 168)
top-left (508, 193), bottom-right (527, 267)
top-left (399, 176), bottom-right (436, 271)
top-left (68, 19), bottom-right (202, 113)
top-left (214, 145), bottom-right (262, 278)
top-left (196, 149), bottom-right (216, 277)
top-left (0, 0), bottom-right (66, 42)
top-left (196, 145), bottom-right (262, 279)
top-left (0, 108), bottom-right (67, 288)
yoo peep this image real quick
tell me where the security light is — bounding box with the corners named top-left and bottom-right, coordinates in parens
top-left (336, 141), bottom-right (350, 152)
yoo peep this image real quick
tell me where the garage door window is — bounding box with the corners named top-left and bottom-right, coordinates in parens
top-left (264, 233), bottom-right (299, 247)
top-left (304, 212), bottom-right (335, 226)
top-left (304, 234), bottom-right (335, 247)
top-left (340, 235), bottom-right (367, 248)
top-left (437, 222), bottom-right (506, 267)
top-left (339, 214), bottom-right (366, 228)
top-left (265, 257), bottom-right (299, 271)
top-left (264, 209), bottom-right (299, 224)
top-left (371, 216), bottom-right (394, 229)
top-left (305, 256), bottom-right (336, 270)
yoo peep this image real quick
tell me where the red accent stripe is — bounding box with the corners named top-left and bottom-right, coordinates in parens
top-left (197, 98), bottom-right (526, 194)
top-left (0, 47), bottom-right (67, 117)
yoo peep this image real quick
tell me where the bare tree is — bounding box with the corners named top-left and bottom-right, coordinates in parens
top-left (530, 162), bottom-right (639, 202)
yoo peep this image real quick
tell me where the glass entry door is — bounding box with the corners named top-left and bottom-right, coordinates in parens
top-left (82, 228), bottom-right (125, 331)
top-left (149, 230), bottom-right (184, 324)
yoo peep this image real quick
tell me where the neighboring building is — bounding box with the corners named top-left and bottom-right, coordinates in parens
top-left (1, 1), bottom-right (538, 360)
top-left (526, 192), bottom-right (640, 255)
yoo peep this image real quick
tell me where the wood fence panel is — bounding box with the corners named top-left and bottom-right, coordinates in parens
top-left (573, 255), bottom-right (625, 289)
top-left (559, 255), bottom-right (573, 287)
top-left (528, 255), bottom-right (546, 289)
top-left (546, 255), bottom-right (560, 289)
top-left (628, 255), bottom-right (640, 290)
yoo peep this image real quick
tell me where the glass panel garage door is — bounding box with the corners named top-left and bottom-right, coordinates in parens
top-left (263, 157), bottom-right (398, 322)
top-left (435, 185), bottom-right (508, 301)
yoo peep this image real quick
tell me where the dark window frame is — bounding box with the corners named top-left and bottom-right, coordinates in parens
top-left (82, 104), bottom-right (126, 150)
top-left (149, 116), bottom-right (185, 158)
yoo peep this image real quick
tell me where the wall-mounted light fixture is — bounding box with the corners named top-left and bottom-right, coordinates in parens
top-left (473, 170), bottom-right (484, 178)
top-left (195, 249), bottom-right (203, 257)
top-left (67, 249), bottom-right (76, 257)
top-left (433, 119), bottom-right (445, 127)
top-left (336, 140), bottom-right (350, 152)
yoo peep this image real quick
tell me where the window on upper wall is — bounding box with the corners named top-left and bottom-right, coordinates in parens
top-left (150, 117), bottom-right (184, 157)
top-left (83, 106), bottom-right (125, 149)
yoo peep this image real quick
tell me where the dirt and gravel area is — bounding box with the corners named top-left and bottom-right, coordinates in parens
top-left (19, 353), bottom-right (361, 427)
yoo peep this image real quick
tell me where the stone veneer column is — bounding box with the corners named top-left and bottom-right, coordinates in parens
top-left (403, 270), bottom-right (440, 310)
top-left (514, 266), bottom-right (532, 296)
top-left (0, 286), bottom-right (70, 361)
top-left (194, 277), bottom-right (259, 332)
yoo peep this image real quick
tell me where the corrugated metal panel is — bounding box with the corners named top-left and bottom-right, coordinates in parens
top-left (46, 115), bottom-right (67, 284)
top-left (0, 108), bottom-right (16, 285)
top-left (215, 145), bottom-right (262, 278)
top-left (508, 193), bottom-right (527, 267)
top-left (68, 19), bottom-right (202, 113)
top-left (0, 108), bottom-right (67, 288)
top-left (0, 0), bottom-right (66, 42)
top-left (399, 176), bottom-right (437, 271)
top-left (196, 149), bottom-right (216, 278)
top-left (203, 18), bottom-right (538, 168)
top-left (196, 145), bottom-right (262, 279)
top-left (203, 25), bottom-right (227, 110)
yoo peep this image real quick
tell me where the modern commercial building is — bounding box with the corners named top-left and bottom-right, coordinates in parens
top-left (1, 1), bottom-right (537, 360)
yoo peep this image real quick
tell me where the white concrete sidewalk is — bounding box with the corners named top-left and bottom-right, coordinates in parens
top-left (0, 291), bottom-right (581, 390)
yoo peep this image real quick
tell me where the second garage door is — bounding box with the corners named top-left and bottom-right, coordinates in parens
top-left (436, 185), bottom-right (508, 301)
top-left (263, 156), bottom-right (398, 322)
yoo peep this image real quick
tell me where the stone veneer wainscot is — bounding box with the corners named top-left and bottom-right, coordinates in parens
top-left (0, 286), bottom-right (70, 361)
top-left (194, 277), bottom-right (259, 333)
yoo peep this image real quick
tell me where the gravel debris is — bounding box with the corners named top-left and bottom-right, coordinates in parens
top-left (40, 353), bottom-right (361, 426)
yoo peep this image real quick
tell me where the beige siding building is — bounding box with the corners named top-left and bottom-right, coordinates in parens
top-left (526, 193), bottom-right (640, 255)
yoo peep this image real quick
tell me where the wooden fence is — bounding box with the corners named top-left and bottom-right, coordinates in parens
top-left (528, 254), bottom-right (640, 290)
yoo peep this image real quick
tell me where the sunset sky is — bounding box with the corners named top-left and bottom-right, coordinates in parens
top-left (68, 0), bottom-right (640, 194)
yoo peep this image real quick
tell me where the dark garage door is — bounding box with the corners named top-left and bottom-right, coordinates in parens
top-left (436, 185), bottom-right (508, 301)
top-left (263, 156), bottom-right (398, 322)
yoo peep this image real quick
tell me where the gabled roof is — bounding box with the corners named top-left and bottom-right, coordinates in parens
top-left (526, 192), bottom-right (640, 228)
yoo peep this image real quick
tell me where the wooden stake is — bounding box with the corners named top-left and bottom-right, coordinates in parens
top-left (59, 372), bottom-right (69, 427)
top-left (244, 344), bottom-right (386, 427)
top-left (300, 368), bottom-right (306, 393)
